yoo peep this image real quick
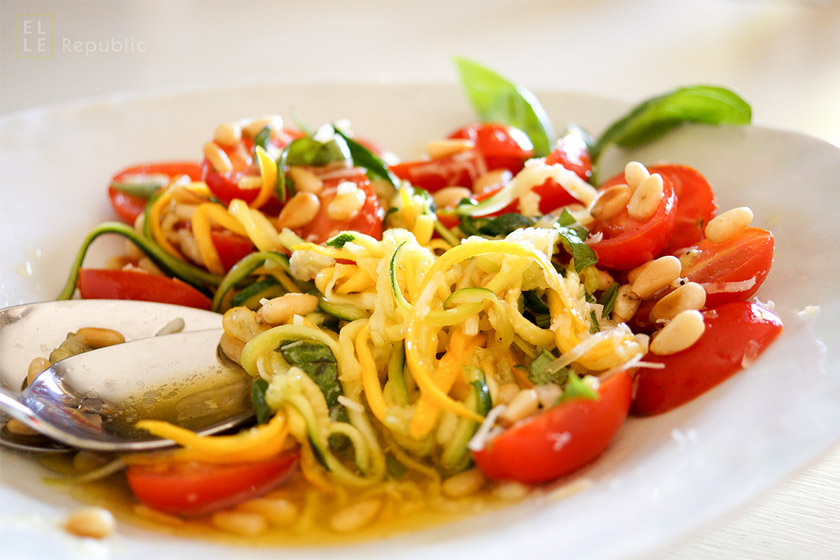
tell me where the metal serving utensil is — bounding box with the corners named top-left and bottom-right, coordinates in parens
top-left (0, 300), bottom-right (254, 453)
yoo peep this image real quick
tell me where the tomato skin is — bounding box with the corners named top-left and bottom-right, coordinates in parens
top-left (472, 371), bottom-right (632, 484)
top-left (632, 302), bottom-right (783, 416)
top-left (210, 229), bottom-right (255, 271)
top-left (544, 130), bottom-right (592, 182)
top-left (295, 171), bottom-right (384, 244)
top-left (78, 268), bottom-right (212, 310)
top-left (651, 165), bottom-right (717, 252)
top-left (389, 149), bottom-right (487, 192)
top-left (108, 162), bottom-right (202, 224)
top-left (126, 453), bottom-right (299, 516)
top-left (679, 227), bottom-right (774, 307)
top-left (448, 123), bottom-right (534, 174)
top-left (588, 170), bottom-right (677, 270)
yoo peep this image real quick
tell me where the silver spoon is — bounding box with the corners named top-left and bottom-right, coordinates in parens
top-left (0, 300), bottom-right (254, 452)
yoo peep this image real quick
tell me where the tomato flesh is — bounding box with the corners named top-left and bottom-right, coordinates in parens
top-left (78, 268), bottom-right (212, 310)
top-left (108, 162), bottom-right (202, 224)
top-left (127, 453), bottom-right (300, 516)
top-left (448, 123), bottom-right (534, 174)
top-left (472, 371), bottom-right (632, 484)
top-left (651, 165), bottom-right (717, 252)
top-left (632, 302), bottom-right (782, 416)
top-left (209, 229), bottom-right (255, 272)
top-left (389, 149), bottom-right (487, 192)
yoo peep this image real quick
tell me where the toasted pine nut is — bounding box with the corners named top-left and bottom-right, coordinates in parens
top-left (705, 207), bottom-right (753, 244)
top-left (627, 173), bottom-right (663, 219)
top-left (496, 383), bottom-right (520, 405)
top-left (214, 121), bottom-right (242, 147)
top-left (442, 468), bottom-right (486, 498)
top-left (613, 284), bottom-right (641, 322)
top-left (75, 327), bottom-right (125, 349)
top-left (597, 269), bottom-right (615, 292)
top-left (534, 384), bottom-right (562, 408)
top-left (137, 257), bottom-right (165, 276)
top-left (327, 184), bottom-right (366, 221)
top-left (590, 184), bottom-right (631, 221)
top-left (237, 175), bottom-right (264, 190)
top-left (64, 507), bottom-right (115, 539)
top-left (243, 114), bottom-right (283, 138)
top-left (500, 389), bottom-right (539, 424)
top-left (258, 293), bottom-right (319, 325)
top-left (433, 186), bottom-right (472, 209)
top-left (650, 309), bottom-right (706, 355)
top-left (634, 333), bottom-right (650, 354)
top-left (426, 138), bottom-right (474, 159)
top-left (287, 166), bottom-right (324, 194)
top-left (173, 203), bottom-right (197, 221)
top-left (473, 169), bottom-right (513, 194)
top-left (202, 141), bottom-right (233, 174)
top-left (72, 451), bottom-right (108, 472)
top-left (5, 418), bottom-right (38, 436)
top-left (492, 481), bottom-right (531, 501)
top-left (211, 511), bottom-right (268, 536)
top-left (329, 499), bottom-right (382, 533)
top-left (237, 497), bottom-right (298, 526)
top-left (276, 192), bottom-right (321, 229)
top-left (631, 256), bottom-right (682, 299)
top-left (222, 306), bottom-right (264, 341)
top-left (219, 332), bottom-right (246, 364)
top-left (27, 357), bottom-right (51, 387)
top-left (650, 282), bottom-right (707, 323)
top-left (624, 161), bottom-right (650, 190)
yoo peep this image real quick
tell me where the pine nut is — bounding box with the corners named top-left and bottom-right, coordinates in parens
top-left (329, 499), bottom-right (382, 533)
top-left (258, 293), bottom-right (319, 325)
top-left (219, 332), bottom-right (246, 364)
top-left (426, 138), bottom-right (475, 159)
top-left (613, 284), bottom-right (641, 322)
top-left (211, 511), bottom-right (268, 536)
top-left (75, 327), bottom-right (125, 349)
top-left (597, 269), bottom-right (614, 292)
top-left (236, 497), bottom-right (298, 526)
top-left (534, 384), bottom-right (562, 408)
top-left (327, 184), bottom-right (366, 221)
top-left (624, 161), bottom-right (650, 190)
top-left (705, 207), bottom-right (753, 244)
top-left (72, 451), bottom-right (108, 472)
top-left (173, 203), bottom-right (197, 221)
top-left (214, 121), bottom-right (242, 147)
top-left (64, 507), bottom-right (115, 539)
top-left (631, 256), bottom-right (682, 299)
top-left (237, 175), bottom-right (264, 190)
top-left (202, 141), bottom-right (233, 173)
top-left (590, 184), bottom-right (631, 221)
top-left (496, 383), bottom-right (520, 405)
top-left (492, 481), bottom-right (531, 501)
top-left (650, 309), bottom-right (706, 355)
top-left (243, 114), bottom-right (283, 138)
top-left (287, 166), bottom-right (324, 194)
top-left (627, 173), bottom-right (663, 219)
top-left (5, 418), bottom-right (38, 436)
top-left (473, 169), bottom-right (513, 194)
top-left (276, 192), bottom-right (320, 229)
top-left (650, 282), bottom-right (707, 323)
top-left (432, 186), bottom-right (472, 209)
top-left (500, 389), bottom-right (539, 424)
top-left (441, 468), bottom-right (486, 498)
top-left (27, 357), bottom-right (51, 387)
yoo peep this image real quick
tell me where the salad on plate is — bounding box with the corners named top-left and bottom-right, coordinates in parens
top-left (3, 59), bottom-right (783, 541)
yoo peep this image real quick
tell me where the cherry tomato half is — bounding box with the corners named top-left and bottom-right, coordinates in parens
top-left (472, 371), bottom-right (632, 484)
top-left (210, 229), bottom-right (256, 272)
top-left (126, 453), bottom-right (300, 516)
top-left (448, 123), bottom-right (534, 174)
top-left (389, 149), bottom-right (487, 193)
top-left (588, 169), bottom-right (677, 270)
top-left (650, 165), bottom-right (718, 252)
top-left (108, 162), bottom-right (202, 224)
top-left (632, 302), bottom-right (783, 416)
top-left (78, 268), bottom-right (211, 310)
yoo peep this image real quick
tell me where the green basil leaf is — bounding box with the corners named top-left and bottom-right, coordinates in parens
top-left (110, 179), bottom-right (167, 199)
top-left (528, 350), bottom-right (569, 386)
top-left (454, 57), bottom-right (554, 157)
top-left (253, 125), bottom-right (272, 152)
top-left (251, 379), bottom-right (272, 424)
top-left (285, 136), bottom-right (351, 167)
top-left (325, 232), bottom-right (356, 248)
top-left (590, 310), bottom-right (601, 334)
top-left (556, 372), bottom-right (599, 405)
top-left (591, 85), bottom-right (751, 165)
top-left (332, 125), bottom-right (400, 188)
top-left (598, 282), bottom-right (620, 317)
top-left (278, 340), bottom-right (341, 410)
top-left (555, 224), bottom-right (598, 273)
top-left (385, 454), bottom-right (409, 479)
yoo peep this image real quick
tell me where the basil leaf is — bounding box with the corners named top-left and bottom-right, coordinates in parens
top-left (325, 232), bottom-right (356, 248)
top-left (278, 340), bottom-right (341, 410)
top-left (253, 125), bottom-right (272, 152)
top-left (591, 85), bottom-right (751, 165)
top-left (590, 310), bottom-right (601, 334)
top-left (555, 224), bottom-right (598, 273)
top-left (454, 57), bottom-right (554, 157)
top-left (556, 372), bottom-right (599, 405)
top-left (528, 350), bottom-right (569, 386)
top-left (251, 379), bottom-right (272, 425)
top-left (386, 454), bottom-right (408, 479)
top-left (460, 213), bottom-right (537, 238)
top-left (332, 125), bottom-right (400, 188)
top-left (110, 179), bottom-right (167, 199)
top-left (598, 282), bottom-right (620, 317)
top-left (285, 136), bottom-right (351, 167)
top-left (522, 290), bottom-right (551, 328)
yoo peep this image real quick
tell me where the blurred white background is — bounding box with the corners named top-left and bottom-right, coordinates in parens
top-left (2, 1), bottom-right (840, 558)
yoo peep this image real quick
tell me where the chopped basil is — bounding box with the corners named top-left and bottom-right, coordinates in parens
top-left (529, 349), bottom-right (569, 386)
top-left (454, 57), bottom-right (554, 157)
top-left (556, 372), bottom-right (600, 405)
top-left (590, 310), bottom-right (601, 333)
top-left (251, 378), bottom-right (272, 425)
top-left (277, 340), bottom-right (341, 410)
top-left (285, 136), bottom-right (351, 167)
top-left (459, 212), bottom-right (537, 238)
top-left (110, 178), bottom-right (168, 199)
top-left (253, 125), bottom-right (272, 152)
top-left (598, 282), bottom-right (620, 317)
top-left (325, 232), bottom-right (356, 248)
top-left (332, 125), bottom-right (400, 188)
top-left (555, 224), bottom-right (597, 273)
top-left (385, 454), bottom-right (408, 479)
top-left (522, 290), bottom-right (551, 328)
top-left (591, 85), bottom-right (751, 167)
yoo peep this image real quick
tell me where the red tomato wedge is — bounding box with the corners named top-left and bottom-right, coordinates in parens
top-left (448, 122), bottom-right (534, 174)
top-left (295, 171), bottom-right (384, 244)
top-left (588, 169), bottom-right (677, 270)
top-left (126, 453), bottom-right (300, 516)
top-left (389, 149), bottom-right (487, 193)
top-left (650, 164), bottom-right (718, 252)
top-left (472, 371), bottom-right (632, 484)
top-left (544, 129), bottom-right (593, 182)
top-left (678, 227), bottom-right (774, 307)
top-left (632, 302), bottom-right (783, 416)
top-left (78, 268), bottom-right (211, 310)
top-left (108, 162), bottom-right (202, 224)
top-left (210, 229), bottom-right (256, 271)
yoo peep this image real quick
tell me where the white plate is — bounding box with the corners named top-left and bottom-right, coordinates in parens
top-left (1, 83), bottom-right (839, 560)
